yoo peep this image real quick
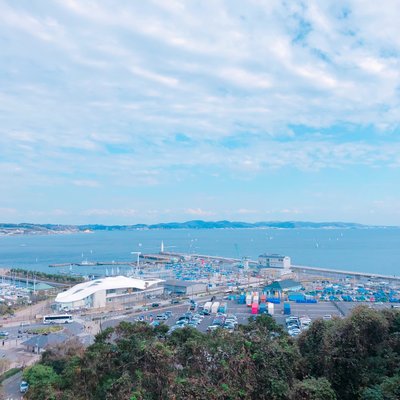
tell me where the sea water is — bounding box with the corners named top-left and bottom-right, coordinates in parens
top-left (0, 228), bottom-right (399, 277)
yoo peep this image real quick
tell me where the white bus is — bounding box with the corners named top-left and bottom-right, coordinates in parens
top-left (43, 314), bottom-right (73, 324)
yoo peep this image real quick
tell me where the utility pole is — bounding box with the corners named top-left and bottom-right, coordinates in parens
top-left (131, 252), bottom-right (141, 275)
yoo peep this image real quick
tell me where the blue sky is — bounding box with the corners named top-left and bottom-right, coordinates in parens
top-left (0, 0), bottom-right (400, 225)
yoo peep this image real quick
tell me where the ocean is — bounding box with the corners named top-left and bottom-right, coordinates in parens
top-left (0, 228), bottom-right (399, 277)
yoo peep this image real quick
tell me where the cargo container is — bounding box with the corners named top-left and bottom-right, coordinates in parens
top-left (218, 302), bottom-right (227, 313)
top-left (211, 302), bottom-right (220, 314)
top-left (259, 303), bottom-right (267, 314)
top-left (251, 302), bottom-right (259, 314)
top-left (288, 292), bottom-right (305, 302)
top-left (267, 302), bottom-right (274, 315)
top-left (283, 302), bottom-right (291, 315)
top-left (203, 301), bottom-right (212, 313)
top-left (246, 294), bottom-right (252, 307)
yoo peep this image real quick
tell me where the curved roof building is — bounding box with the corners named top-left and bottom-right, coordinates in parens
top-left (55, 276), bottom-right (164, 310)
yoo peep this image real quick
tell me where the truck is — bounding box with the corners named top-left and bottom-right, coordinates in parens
top-left (268, 302), bottom-right (275, 315)
top-left (238, 294), bottom-right (246, 304)
top-left (218, 302), bottom-right (227, 313)
top-left (260, 294), bottom-right (267, 303)
top-left (283, 302), bottom-right (291, 315)
top-left (299, 315), bottom-right (312, 330)
top-left (211, 302), bottom-right (220, 314)
top-left (251, 302), bottom-right (259, 314)
top-left (203, 301), bottom-right (212, 314)
top-left (246, 294), bottom-right (252, 307)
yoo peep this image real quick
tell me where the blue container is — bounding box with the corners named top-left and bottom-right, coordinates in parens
top-left (288, 292), bottom-right (305, 301)
top-left (259, 303), bottom-right (267, 314)
top-left (267, 298), bottom-right (280, 304)
top-left (283, 302), bottom-right (291, 315)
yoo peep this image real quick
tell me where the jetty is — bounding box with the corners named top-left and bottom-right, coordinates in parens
top-left (160, 251), bottom-right (259, 265)
top-left (49, 261), bottom-right (135, 268)
top-left (292, 265), bottom-right (400, 284)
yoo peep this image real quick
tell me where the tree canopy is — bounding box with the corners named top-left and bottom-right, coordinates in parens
top-left (23, 306), bottom-right (400, 400)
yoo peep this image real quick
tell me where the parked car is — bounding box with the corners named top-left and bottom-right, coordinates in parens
top-left (0, 331), bottom-right (9, 337)
top-left (207, 325), bottom-right (220, 332)
top-left (20, 381), bottom-right (29, 394)
top-left (156, 314), bottom-right (168, 320)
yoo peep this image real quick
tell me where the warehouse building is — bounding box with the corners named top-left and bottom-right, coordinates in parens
top-left (258, 254), bottom-right (291, 269)
top-left (55, 276), bottom-right (164, 310)
top-left (164, 279), bottom-right (208, 295)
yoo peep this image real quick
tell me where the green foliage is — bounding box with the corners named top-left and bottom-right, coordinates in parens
top-left (9, 268), bottom-right (84, 284)
top-left (24, 307), bottom-right (400, 400)
top-left (0, 303), bottom-right (15, 316)
top-left (290, 377), bottom-right (336, 400)
top-left (0, 367), bottom-right (21, 383)
top-left (23, 364), bottom-right (59, 400)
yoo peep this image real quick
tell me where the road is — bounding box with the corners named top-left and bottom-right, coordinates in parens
top-left (1, 370), bottom-right (24, 400)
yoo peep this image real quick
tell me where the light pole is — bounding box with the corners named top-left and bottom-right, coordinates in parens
top-left (131, 252), bottom-right (141, 276)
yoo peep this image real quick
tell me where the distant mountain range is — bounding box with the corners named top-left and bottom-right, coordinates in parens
top-left (0, 220), bottom-right (396, 235)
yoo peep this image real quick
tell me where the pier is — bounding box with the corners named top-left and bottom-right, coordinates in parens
top-left (292, 265), bottom-right (400, 284)
top-left (49, 261), bottom-right (135, 268)
top-left (46, 253), bottom-right (400, 286)
top-left (160, 251), bottom-right (259, 265)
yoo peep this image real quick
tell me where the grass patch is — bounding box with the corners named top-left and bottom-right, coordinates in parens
top-left (0, 367), bottom-right (22, 383)
top-left (29, 326), bottom-right (63, 335)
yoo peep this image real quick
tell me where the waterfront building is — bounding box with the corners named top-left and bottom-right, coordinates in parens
top-left (55, 276), bottom-right (164, 310)
top-left (258, 254), bottom-right (291, 269)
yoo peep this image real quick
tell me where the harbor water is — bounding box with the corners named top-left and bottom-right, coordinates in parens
top-left (0, 228), bottom-right (399, 277)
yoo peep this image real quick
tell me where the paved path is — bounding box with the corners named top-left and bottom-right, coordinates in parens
top-left (0, 370), bottom-right (24, 400)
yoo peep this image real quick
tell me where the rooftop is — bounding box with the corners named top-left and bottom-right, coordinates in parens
top-left (259, 254), bottom-right (289, 258)
top-left (55, 276), bottom-right (164, 304)
top-left (164, 279), bottom-right (203, 287)
top-left (265, 279), bottom-right (302, 291)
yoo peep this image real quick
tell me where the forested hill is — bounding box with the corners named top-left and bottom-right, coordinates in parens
top-left (0, 220), bottom-right (391, 235)
top-left (22, 306), bottom-right (400, 399)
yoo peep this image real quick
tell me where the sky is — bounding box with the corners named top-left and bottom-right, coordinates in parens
top-left (0, 0), bottom-right (400, 225)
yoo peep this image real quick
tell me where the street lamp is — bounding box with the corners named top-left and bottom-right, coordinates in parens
top-left (131, 252), bottom-right (141, 276)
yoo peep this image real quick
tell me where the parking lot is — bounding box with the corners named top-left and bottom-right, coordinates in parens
top-left (101, 295), bottom-right (397, 336)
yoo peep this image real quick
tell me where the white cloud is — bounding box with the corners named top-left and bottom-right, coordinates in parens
top-left (185, 208), bottom-right (216, 217)
top-left (72, 180), bottom-right (100, 188)
top-left (1, 1), bottom-right (400, 223)
top-left (82, 209), bottom-right (137, 217)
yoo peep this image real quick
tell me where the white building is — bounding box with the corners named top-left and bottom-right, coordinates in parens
top-left (55, 276), bottom-right (164, 310)
top-left (258, 254), bottom-right (291, 270)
